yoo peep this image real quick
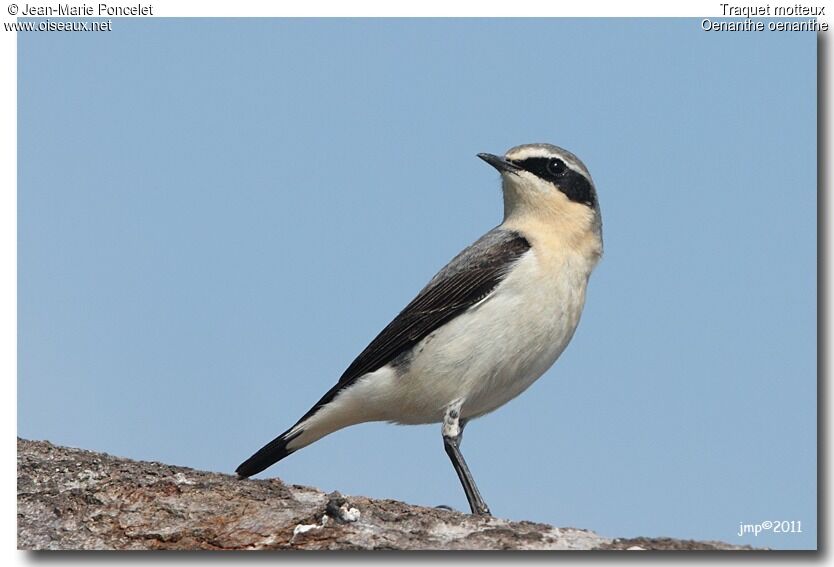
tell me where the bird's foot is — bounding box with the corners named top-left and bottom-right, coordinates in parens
top-left (472, 504), bottom-right (492, 517)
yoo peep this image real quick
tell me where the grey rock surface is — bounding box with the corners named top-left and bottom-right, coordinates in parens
top-left (17, 438), bottom-right (757, 551)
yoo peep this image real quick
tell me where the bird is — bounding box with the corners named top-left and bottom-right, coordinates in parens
top-left (236, 143), bottom-right (603, 516)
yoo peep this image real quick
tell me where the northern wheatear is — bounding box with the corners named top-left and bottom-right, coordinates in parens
top-left (237, 143), bottom-right (603, 516)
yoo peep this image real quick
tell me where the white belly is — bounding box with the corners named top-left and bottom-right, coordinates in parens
top-left (371, 249), bottom-right (591, 423)
top-left (284, 247), bottom-right (596, 451)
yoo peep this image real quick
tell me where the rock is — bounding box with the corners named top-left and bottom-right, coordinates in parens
top-left (16, 438), bottom-right (758, 551)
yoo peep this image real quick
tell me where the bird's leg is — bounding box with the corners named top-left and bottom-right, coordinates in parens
top-left (442, 401), bottom-right (491, 516)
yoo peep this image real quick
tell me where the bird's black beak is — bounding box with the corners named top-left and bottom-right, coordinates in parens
top-left (477, 153), bottom-right (522, 174)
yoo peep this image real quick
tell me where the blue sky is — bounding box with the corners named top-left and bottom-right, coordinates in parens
top-left (18, 19), bottom-right (816, 550)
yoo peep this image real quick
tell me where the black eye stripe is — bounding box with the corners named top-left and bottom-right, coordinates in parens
top-left (510, 156), bottom-right (596, 208)
top-left (511, 157), bottom-right (557, 180)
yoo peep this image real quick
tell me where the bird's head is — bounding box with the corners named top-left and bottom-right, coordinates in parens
top-left (478, 143), bottom-right (602, 250)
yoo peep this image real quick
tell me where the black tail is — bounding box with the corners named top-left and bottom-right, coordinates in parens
top-left (237, 386), bottom-right (342, 478)
top-left (235, 428), bottom-right (301, 478)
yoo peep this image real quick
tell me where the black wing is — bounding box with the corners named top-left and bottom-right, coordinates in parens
top-left (296, 228), bottom-right (531, 424)
top-left (235, 227), bottom-right (531, 477)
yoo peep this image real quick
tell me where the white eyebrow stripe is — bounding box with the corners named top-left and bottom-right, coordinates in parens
top-left (505, 147), bottom-right (591, 182)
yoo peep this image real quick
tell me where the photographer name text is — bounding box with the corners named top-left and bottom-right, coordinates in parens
top-left (19, 3), bottom-right (152, 16)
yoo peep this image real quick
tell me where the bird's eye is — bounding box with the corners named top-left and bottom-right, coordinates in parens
top-left (546, 158), bottom-right (567, 177)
